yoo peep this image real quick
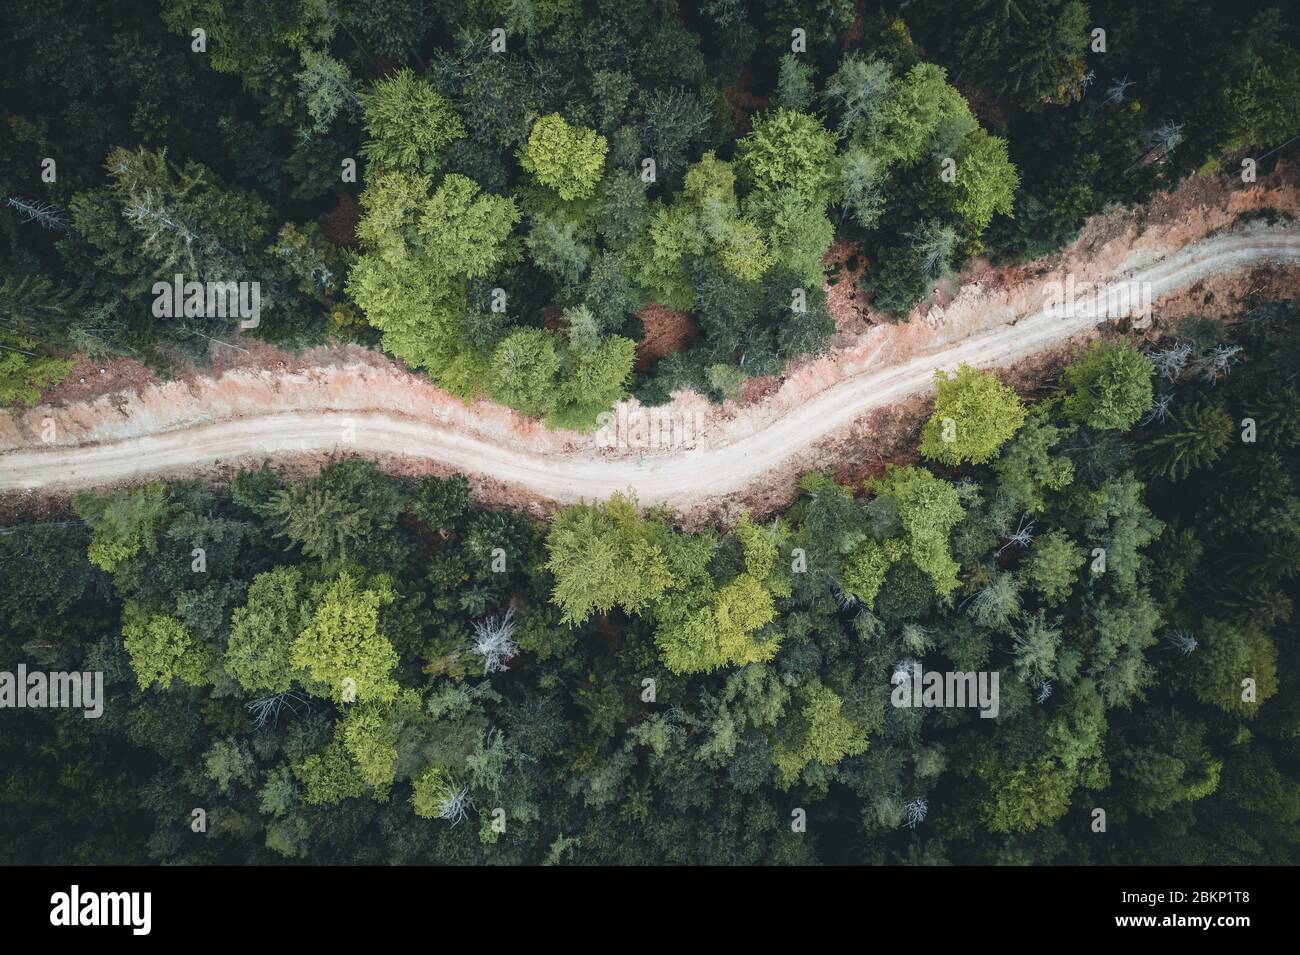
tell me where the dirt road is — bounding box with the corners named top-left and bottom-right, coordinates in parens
top-left (3, 227), bottom-right (1298, 507)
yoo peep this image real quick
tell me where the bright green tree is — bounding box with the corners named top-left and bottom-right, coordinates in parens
top-left (750, 188), bottom-right (836, 287)
top-left (293, 738), bottom-right (367, 806)
top-left (869, 465), bottom-right (966, 595)
top-left (489, 328), bottom-right (561, 418)
top-left (637, 151), bottom-right (774, 307)
top-left (519, 113), bottom-right (608, 201)
top-left (772, 683), bottom-right (869, 789)
top-left (122, 603), bottom-right (214, 690)
top-left (289, 572), bottom-right (399, 704)
top-left (414, 173), bottom-right (521, 280)
top-left (74, 484), bottom-right (168, 573)
top-left (226, 566), bottom-right (312, 694)
top-left (348, 172), bottom-right (518, 380)
top-left (360, 69), bottom-right (465, 173)
top-left (655, 573), bottom-right (780, 674)
top-left (982, 758), bottom-right (1073, 832)
top-left (839, 537), bottom-right (905, 606)
top-left (556, 335), bottom-right (636, 427)
top-left (950, 128), bottom-right (1019, 231)
top-left (920, 364), bottom-right (1026, 466)
top-left (0, 332), bottom-right (72, 406)
top-left (653, 516), bottom-right (788, 674)
top-left (546, 494), bottom-right (677, 625)
top-left (410, 765), bottom-right (455, 819)
top-left (340, 701), bottom-right (399, 795)
top-left (737, 108), bottom-right (841, 209)
top-left (869, 63), bottom-right (970, 168)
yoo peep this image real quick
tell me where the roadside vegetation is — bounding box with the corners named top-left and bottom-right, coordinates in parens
top-left (2, 0), bottom-right (1298, 418)
top-left (4, 305), bottom-right (1296, 864)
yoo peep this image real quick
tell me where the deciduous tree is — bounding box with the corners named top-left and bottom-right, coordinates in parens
top-left (920, 364), bottom-right (1026, 466)
top-left (519, 113), bottom-right (608, 201)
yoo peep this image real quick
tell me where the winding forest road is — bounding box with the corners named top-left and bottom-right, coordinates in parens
top-left (3, 228), bottom-right (1299, 506)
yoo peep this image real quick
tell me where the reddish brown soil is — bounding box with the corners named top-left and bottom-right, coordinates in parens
top-left (822, 240), bottom-right (874, 336)
top-left (634, 302), bottom-right (695, 373)
top-left (37, 357), bottom-right (159, 406)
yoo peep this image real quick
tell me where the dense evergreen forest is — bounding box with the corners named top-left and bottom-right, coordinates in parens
top-left (2, 1), bottom-right (1299, 866)
top-left (3, 0), bottom-right (1298, 410)
top-left (2, 307), bottom-right (1297, 863)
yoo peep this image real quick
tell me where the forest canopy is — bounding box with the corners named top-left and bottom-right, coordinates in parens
top-left (3, 307), bottom-right (1298, 864)
top-left (4, 0), bottom-right (1297, 416)
top-left (1, 0), bottom-right (1299, 869)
